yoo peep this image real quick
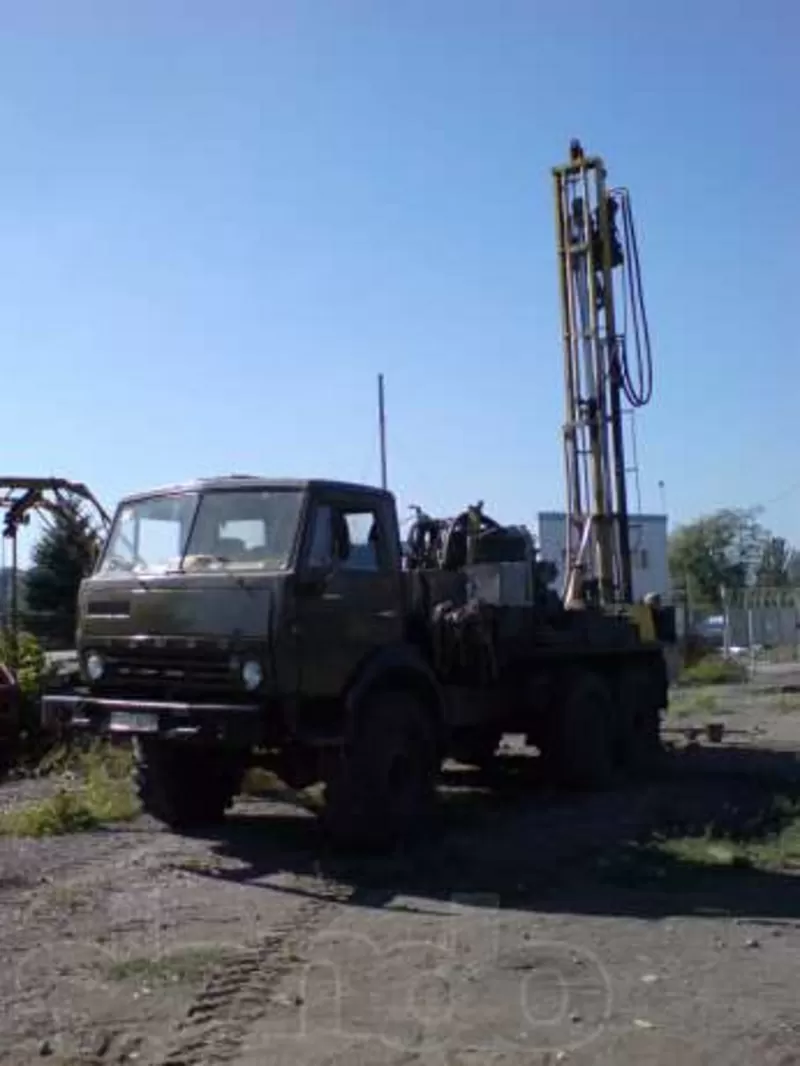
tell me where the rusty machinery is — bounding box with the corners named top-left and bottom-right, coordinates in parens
top-left (0, 478), bottom-right (110, 667)
top-left (553, 139), bottom-right (654, 610)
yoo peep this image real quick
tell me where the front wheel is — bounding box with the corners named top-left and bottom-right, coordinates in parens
top-left (134, 738), bottom-right (244, 831)
top-left (322, 689), bottom-right (439, 851)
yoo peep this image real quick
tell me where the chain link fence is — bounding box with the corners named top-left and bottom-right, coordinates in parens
top-left (673, 587), bottom-right (800, 680)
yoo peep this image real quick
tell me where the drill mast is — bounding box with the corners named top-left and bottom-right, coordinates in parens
top-left (553, 140), bottom-right (652, 608)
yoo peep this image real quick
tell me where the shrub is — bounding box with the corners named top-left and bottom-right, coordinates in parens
top-left (0, 739), bottom-right (138, 836)
top-left (0, 629), bottom-right (46, 696)
top-left (0, 788), bottom-right (99, 837)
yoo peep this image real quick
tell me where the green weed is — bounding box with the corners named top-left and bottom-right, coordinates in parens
top-left (106, 946), bottom-right (229, 986)
top-left (680, 656), bottom-right (748, 687)
top-left (0, 740), bottom-right (138, 836)
top-left (668, 690), bottom-right (720, 719)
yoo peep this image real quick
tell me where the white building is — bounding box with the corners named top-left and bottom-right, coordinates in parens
top-left (537, 511), bottom-right (670, 603)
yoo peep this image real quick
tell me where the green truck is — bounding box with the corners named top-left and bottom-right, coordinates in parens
top-left (41, 475), bottom-right (672, 848)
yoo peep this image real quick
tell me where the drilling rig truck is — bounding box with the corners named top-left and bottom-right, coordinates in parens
top-left (41, 142), bottom-right (675, 848)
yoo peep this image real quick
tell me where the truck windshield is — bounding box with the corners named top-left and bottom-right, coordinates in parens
top-left (97, 488), bottom-right (304, 576)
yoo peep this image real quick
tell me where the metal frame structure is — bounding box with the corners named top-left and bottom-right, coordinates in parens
top-left (0, 478), bottom-right (109, 666)
top-left (553, 140), bottom-right (653, 608)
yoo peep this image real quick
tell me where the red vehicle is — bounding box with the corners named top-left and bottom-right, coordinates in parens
top-left (0, 663), bottom-right (20, 774)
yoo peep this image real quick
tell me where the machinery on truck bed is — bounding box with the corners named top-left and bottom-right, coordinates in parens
top-left (41, 142), bottom-right (675, 848)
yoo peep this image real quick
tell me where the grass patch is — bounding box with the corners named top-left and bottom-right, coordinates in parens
top-left (680, 655), bottom-right (749, 687)
top-left (0, 789), bottom-right (99, 837)
top-left (776, 693), bottom-right (800, 714)
top-left (655, 811), bottom-right (800, 871)
top-left (106, 946), bottom-right (229, 986)
top-left (47, 883), bottom-right (86, 911)
top-left (597, 791), bottom-right (800, 889)
top-left (171, 853), bottom-right (226, 874)
top-left (668, 690), bottom-right (719, 719)
top-left (0, 740), bottom-right (138, 837)
top-left (36, 737), bottom-right (134, 778)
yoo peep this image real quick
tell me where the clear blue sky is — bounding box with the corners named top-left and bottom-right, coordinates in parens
top-left (2, 0), bottom-right (799, 563)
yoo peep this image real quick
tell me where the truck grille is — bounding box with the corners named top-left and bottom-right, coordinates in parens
top-left (100, 646), bottom-right (235, 697)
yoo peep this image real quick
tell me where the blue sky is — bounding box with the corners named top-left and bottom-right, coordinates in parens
top-left (1, 0), bottom-right (799, 564)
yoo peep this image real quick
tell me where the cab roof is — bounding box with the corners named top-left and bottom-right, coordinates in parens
top-left (119, 475), bottom-right (394, 503)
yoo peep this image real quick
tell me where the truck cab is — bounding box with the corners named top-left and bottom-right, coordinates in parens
top-left (41, 475), bottom-right (440, 846)
top-left (44, 475), bottom-right (415, 734)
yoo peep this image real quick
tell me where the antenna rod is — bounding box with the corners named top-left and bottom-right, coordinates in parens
top-left (377, 372), bottom-right (388, 490)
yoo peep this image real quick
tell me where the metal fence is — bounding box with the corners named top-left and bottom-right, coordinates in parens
top-left (674, 587), bottom-right (800, 667)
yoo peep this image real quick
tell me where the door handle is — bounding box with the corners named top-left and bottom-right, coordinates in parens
top-left (376, 609), bottom-right (398, 619)
top-left (322, 592), bottom-right (343, 601)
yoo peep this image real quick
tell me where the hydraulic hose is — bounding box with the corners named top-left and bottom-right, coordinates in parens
top-left (613, 188), bottom-right (654, 408)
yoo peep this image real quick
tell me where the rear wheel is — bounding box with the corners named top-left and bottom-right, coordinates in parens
top-left (323, 689), bottom-right (439, 851)
top-left (134, 738), bottom-right (244, 830)
top-left (542, 670), bottom-right (616, 789)
top-left (449, 726), bottom-right (502, 769)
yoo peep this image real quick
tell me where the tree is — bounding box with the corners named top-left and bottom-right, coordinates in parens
top-left (24, 498), bottom-right (100, 646)
top-left (755, 536), bottom-right (793, 589)
top-left (668, 507), bottom-right (768, 608)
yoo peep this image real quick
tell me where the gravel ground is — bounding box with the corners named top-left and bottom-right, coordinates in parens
top-left (2, 676), bottom-right (800, 1066)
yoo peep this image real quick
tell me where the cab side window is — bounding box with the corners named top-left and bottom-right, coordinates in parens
top-left (306, 502), bottom-right (385, 572)
top-left (342, 511), bottom-right (380, 572)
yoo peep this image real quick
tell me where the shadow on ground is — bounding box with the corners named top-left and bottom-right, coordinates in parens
top-left (177, 744), bottom-right (800, 924)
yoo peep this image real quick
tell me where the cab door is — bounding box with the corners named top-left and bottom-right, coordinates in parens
top-left (295, 491), bottom-right (404, 699)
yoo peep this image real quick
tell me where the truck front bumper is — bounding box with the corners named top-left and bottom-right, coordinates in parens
top-left (41, 692), bottom-right (264, 744)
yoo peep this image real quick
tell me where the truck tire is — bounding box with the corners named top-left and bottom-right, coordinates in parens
top-left (322, 689), bottom-right (439, 851)
top-left (543, 670), bottom-right (616, 789)
top-left (617, 665), bottom-right (664, 778)
top-left (134, 738), bottom-right (242, 831)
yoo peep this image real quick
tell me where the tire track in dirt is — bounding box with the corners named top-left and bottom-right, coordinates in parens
top-left (134, 756), bottom-right (791, 1065)
top-left (8, 738), bottom-right (800, 1065)
top-left (140, 794), bottom-right (666, 1064)
top-left (152, 884), bottom-right (354, 1066)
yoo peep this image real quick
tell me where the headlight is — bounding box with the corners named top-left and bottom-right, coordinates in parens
top-left (241, 659), bottom-right (263, 691)
top-left (85, 652), bottom-right (105, 682)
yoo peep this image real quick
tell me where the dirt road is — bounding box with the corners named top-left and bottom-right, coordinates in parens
top-left (2, 680), bottom-right (800, 1066)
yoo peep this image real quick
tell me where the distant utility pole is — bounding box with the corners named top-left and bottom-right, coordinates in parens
top-left (377, 373), bottom-right (388, 490)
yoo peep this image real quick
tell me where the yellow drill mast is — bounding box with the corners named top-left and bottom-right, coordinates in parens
top-left (553, 140), bottom-right (653, 609)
